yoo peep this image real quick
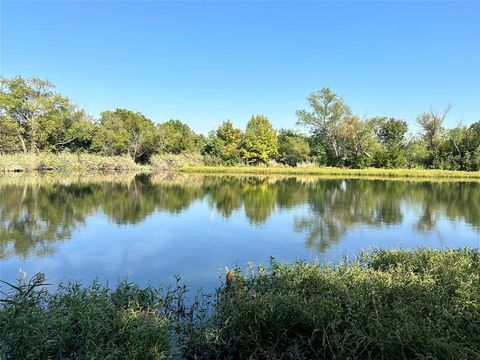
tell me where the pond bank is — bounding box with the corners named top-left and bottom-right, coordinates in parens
top-left (0, 153), bottom-right (144, 173)
top-left (177, 165), bottom-right (480, 179)
top-left (1, 249), bottom-right (479, 359)
top-left (3, 153), bottom-right (480, 180)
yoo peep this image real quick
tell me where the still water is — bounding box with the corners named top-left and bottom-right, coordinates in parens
top-left (1, 173), bottom-right (479, 291)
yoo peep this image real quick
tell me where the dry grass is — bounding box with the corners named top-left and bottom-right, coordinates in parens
top-left (0, 153), bottom-right (143, 173)
top-left (177, 165), bottom-right (480, 179)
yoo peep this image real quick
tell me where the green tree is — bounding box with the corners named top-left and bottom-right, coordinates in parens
top-left (277, 129), bottom-right (311, 166)
top-left (0, 76), bottom-right (82, 153)
top-left (204, 120), bottom-right (243, 164)
top-left (370, 117), bottom-right (408, 168)
top-left (435, 122), bottom-right (480, 171)
top-left (296, 88), bottom-right (352, 166)
top-left (337, 116), bottom-right (377, 168)
top-left (92, 109), bottom-right (156, 162)
top-left (240, 115), bottom-right (278, 164)
top-left (0, 117), bottom-right (22, 153)
top-left (61, 113), bottom-right (96, 152)
top-left (156, 119), bottom-right (198, 154)
top-left (416, 106), bottom-right (451, 167)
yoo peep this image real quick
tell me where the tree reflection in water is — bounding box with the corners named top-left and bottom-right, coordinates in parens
top-left (1, 174), bottom-right (479, 259)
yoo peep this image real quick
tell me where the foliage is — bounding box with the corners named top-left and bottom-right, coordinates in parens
top-left (276, 129), bottom-right (311, 166)
top-left (0, 117), bottom-right (23, 154)
top-left (371, 117), bottom-right (408, 168)
top-left (0, 76), bottom-right (86, 153)
top-left (2, 249), bottom-right (478, 359)
top-left (1, 76), bottom-right (480, 171)
top-left (240, 115), bottom-right (278, 164)
top-left (0, 274), bottom-right (172, 359)
top-left (204, 120), bottom-right (243, 165)
top-left (199, 249), bottom-right (480, 359)
top-left (337, 115), bottom-right (378, 168)
top-left (434, 122), bottom-right (480, 171)
top-left (296, 88), bottom-right (352, 166)
top-left (156, 119), bottom-right (200, 155)
top-left (92, 109), bottom-right (156, 162)
top-left (415, 106), bottom-right (451, 168)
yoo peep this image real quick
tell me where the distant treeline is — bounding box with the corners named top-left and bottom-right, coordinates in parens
top-left (1, 76), bottom-right (479, 170)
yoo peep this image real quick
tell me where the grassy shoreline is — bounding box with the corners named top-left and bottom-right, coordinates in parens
top-left (178, 165), bottom-right (480, 179)
top-left (0, 153), bottom-right (145, 173)
top-left (1, 249), bottom-right (479, 359)
top-left (2, 153), bottom-right (480, 180)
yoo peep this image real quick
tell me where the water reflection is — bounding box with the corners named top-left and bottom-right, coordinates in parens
top-left (0, 173), bottom-right (479, 260)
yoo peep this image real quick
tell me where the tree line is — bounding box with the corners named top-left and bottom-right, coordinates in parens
top-left (1, 76), bottom-right (479, 170)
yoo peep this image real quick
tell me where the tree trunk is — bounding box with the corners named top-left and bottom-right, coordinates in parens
top-left (16, 128), bottom-right (27, 153)
top-left (30, 117), bottom-right (38, 153)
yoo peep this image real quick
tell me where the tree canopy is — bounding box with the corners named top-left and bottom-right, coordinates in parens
top-left (240, 115), bottom-right (278, 164)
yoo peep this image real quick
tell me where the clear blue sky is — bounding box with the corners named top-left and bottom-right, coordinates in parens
top-left (1, 1), bottom-right (479, 134)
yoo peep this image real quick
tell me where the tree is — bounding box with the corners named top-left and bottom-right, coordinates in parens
top-left (204, 120), bottom-right (243, 164)
top-left (416, 105), bottom-right (451, 167)
top-left (296, 88), bottom-right (352, 165)
top-left (337, 116), bottom-right (377, 168)
top-left (0, 76), bottom-right (80, 153)
top-left (60, 113), bottom-right (96, 152)
top-left (92, 109), bottom-right (156, 162)
top-left (240, 115), bottom-right (278, 164)
top-left (370, 117), bottom-right (408, 168)
top-left (435, 122), bottom-right (480, 171)
top-left (156, 119), bottom-right (198, 154)
top-left (0, 117), bottom-right (22, 153)
top-left (277, 129), bottom-right (311, 166)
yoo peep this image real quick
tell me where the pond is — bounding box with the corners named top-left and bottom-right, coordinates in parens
top-left (1, 173), bottom-right (479, 292)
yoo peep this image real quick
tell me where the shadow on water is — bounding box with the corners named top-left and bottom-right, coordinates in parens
top-left (1, 173), bottom-right (479, 260)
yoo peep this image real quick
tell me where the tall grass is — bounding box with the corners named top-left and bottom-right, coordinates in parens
top-left (0, 274), bottom-right (183, 359)
top-left (201, 249), bottom-right (480, 359)
top-left (151, 153), bottom-right (204, 171)
top-left (0, 153), bottom-right (142, 173)
top-left (1, 249), bottom-right (479, 359)
top-left (178, 165), bottom-right (480, 179)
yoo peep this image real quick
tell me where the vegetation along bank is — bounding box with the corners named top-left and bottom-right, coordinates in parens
top-left (1, 249), bottom-right (479, 359)
top-left (1, 76), bottom-right (480, 172)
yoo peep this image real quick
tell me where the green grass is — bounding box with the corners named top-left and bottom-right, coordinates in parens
top-left (202, 249), bottom-right (480, 359)
top-left (1, 249), bottom-right (479, 359)
top-left (0, 153), bottom-right (144, 173)
top-left (177, 165), bottom-right (480, 179)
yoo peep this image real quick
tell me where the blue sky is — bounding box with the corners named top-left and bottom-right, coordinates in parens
top-left (1, 1), bottom-right (479, 134)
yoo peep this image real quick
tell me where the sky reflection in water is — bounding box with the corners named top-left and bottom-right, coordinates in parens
top-left (1, 173), bottom-right (479, 292)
